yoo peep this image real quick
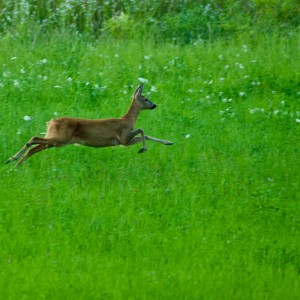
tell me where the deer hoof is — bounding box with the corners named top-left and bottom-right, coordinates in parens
top-left (138, 147), bottom-right (147, 153)
top-left (165, 141), bottom-right (174, 145)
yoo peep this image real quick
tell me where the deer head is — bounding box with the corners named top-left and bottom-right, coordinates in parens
top-left (133, 84), bottom-right (156, 110)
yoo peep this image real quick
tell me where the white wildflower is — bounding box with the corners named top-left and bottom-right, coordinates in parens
top-left (38, 75), bottom-right (47, 80)
top-left (150, 86), bottom-right (157, 92)
top-left (296, 119), bottom-right (300, 123)
top-left (239, 92), bottom-right (245, 97)
top-left (144, 55), bottom-right (150, 60)
top-left (39, 58), bottom-right (48, 64)
top-left (249, 108), bottom-right (264, 114)
top-left (138, 77), bottom-right (149, 84)
top-left (185, 134), bottom-right (190, 139)
top-left (3, 71), bottom-right (10, 77)
top-left (23, 115), bottom-right (32, 121)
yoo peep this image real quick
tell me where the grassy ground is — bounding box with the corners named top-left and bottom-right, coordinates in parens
top-left (0, 31), bottom-right (299, 299)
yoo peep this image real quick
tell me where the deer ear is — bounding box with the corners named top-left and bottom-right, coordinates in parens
top-left (134, 84), bottom-right (143, 98)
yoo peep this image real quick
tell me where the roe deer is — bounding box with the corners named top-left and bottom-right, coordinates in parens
top-left (6, 84), bottom-right (173, 167)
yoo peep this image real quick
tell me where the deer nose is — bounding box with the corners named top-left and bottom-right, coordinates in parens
top-left (151, 104), bottom-right (157, 110)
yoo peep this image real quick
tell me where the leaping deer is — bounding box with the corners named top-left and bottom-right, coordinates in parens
top-left (6, 84), bottom-right (173, 167)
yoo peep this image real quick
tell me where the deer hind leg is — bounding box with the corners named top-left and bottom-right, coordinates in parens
top-left (15, 144), bottom-right (54, 167)
top-left (6, 136), bottom-right (57, 164)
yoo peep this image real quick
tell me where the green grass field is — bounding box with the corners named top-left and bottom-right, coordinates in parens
top-left (1, 28), bottom-right (300, 299)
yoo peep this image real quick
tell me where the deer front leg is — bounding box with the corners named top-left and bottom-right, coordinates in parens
top-left (127, 135), bottom-right (174, 147)
top-left (126, 128), bottom-right (147, 153)
top-left (145, 135), bottom-right (173, 145)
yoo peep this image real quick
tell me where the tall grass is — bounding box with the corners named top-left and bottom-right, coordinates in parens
top-left (0, 28), bottom-right (299, 298)
top-left (0, 0), bottom-right (300, 298)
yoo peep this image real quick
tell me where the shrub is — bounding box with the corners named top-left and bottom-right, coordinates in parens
top-left (0, 0), bottom-right (299, 43)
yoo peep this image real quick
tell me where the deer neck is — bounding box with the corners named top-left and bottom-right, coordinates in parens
top-left (122, 100), bottom-right (141, 126)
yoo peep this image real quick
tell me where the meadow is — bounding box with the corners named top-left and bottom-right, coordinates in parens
top-left (0, 2), bottom-right (300, 298)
